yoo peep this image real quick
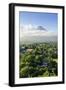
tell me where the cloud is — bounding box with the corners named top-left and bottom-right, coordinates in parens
top-left (20, 24), bottom-right (57, 39)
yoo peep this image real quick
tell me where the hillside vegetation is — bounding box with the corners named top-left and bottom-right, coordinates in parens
top-left (19, 42), bottom-right (58, 78)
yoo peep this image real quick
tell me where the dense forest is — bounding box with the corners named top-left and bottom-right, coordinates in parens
top-left (19, 42), bottom-right (58, 78)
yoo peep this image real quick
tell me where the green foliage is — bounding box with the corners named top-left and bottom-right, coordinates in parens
top-left (19, 42), bottom-right (58, 78)
top-left (42, 71), bottom-right (49, 77)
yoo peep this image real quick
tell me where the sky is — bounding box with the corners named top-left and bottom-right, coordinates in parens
top-left (19, 11), bottom-right (58, 44)
top-left (19, 11), bottom-right (58, 32)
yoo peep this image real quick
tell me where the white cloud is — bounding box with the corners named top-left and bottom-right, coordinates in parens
top-left (20, 24), bottom-right (57, 39)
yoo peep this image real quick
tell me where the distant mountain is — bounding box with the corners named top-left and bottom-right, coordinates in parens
top-left (37, 26), bottom-right (47, 31)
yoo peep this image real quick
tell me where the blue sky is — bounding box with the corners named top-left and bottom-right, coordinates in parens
top-left (19, 11), bottom-right (58, 32)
